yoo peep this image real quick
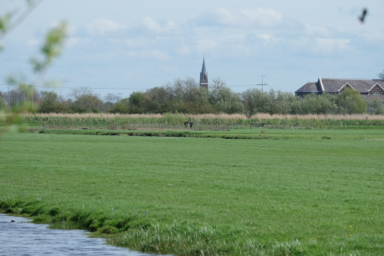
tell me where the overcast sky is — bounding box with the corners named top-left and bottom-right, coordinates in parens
top-left (1, 0), bottom-right (383, 97)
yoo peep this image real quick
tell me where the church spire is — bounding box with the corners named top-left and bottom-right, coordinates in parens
top-left (202, 58), bottom-right (206, 73)
top-left (200, 58), bottom-right (208, 89)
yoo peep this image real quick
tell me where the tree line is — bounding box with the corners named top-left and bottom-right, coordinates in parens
top-left (1, 77), bottom-right (383, 116)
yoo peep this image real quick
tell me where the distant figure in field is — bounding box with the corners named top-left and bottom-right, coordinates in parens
top-left (184, 121), bottom-right (189, 128)
top-left (189, 121), bottom-right (194, 129)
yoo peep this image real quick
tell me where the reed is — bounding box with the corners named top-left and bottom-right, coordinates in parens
top-left (250, 113), bottom-right (384, 120)
top-left (24, 112), bottom-right (384, 121)
top-left (24, 113), bottom-right (248, 120)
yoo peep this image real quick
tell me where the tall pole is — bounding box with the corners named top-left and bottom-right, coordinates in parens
top-left (262, 76), bottom-right (264, 93)
top-left (256, 75), bottom-right (268, 93)
top-left (7, 87), bottom-right (11, 107)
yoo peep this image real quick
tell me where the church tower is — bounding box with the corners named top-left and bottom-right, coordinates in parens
top-left (199, 58), bottom-right (208, 89)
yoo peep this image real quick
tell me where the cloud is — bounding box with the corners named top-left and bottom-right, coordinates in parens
top-left (66, 37), bottom-right (90, 48)
top-left (190, 7), bottom-right (303, 29)
top-left (126, 50), bottom-right (169, 60)
top-left (137, 17), bottom-right (178, 35)
top-left (83, 19), bottom-right (125, 36)
top-left (303, 26), bottom-right (338, 38)
top-left (312, 38), bottom-right (351, 54)
top-left (49, 8), bottom-right (379, 66)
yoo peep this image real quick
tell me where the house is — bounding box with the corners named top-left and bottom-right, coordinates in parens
top-left (295, 78), bottom-right (384, 102)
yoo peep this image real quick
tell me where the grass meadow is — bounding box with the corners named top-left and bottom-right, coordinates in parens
top-left (1, 132), bottom-right (384, 255)
top-left (19, 113), bottom-right (384, 131)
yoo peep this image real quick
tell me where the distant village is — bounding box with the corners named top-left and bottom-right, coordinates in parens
top-left (1, 58), bottom-right (384, 115)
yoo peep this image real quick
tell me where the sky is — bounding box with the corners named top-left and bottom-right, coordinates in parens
top-left (0, 0), bottom-right (383, 98)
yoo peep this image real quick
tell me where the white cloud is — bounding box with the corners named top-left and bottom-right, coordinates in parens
top-left (191, 7), bottom-right (302, 29)
top-left (32, 7), bottom-right (378, 78)
top-left (126, 50), bottom-right (169, 60)
top-left (241, 8), bottom-right (284, 28)
top-left (303, 26), bottom-right (338, 38)
top-left (312, 38), bottom-right (351, 54)
top-left (140, 17), bottom-right (178, 34)
top-left (83, 19), bottom-right (125, 36)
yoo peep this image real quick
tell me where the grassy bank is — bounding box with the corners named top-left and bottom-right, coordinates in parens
top-left (34, 127), bottom-right (384, 140)
top-left (1, 133), bottom-right (384, 255)
top-left (20, 113), bottom-right (384, 131)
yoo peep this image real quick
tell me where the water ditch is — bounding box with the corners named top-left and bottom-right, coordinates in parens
top-left (0, 214), bottom-right (166, 256)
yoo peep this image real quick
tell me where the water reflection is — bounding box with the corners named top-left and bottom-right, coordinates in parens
top-left (0, 214), bottom-right (152, 256)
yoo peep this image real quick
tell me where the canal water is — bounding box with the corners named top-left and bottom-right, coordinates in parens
top-left (0, 214), bottom-right (154, 256)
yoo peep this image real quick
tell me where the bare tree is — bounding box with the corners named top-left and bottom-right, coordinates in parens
top-left (68, 86), bottom-right (102, 112)
top-left (379, 70), bottom-right (384, 79)
top-left (104, 93), bottom-right (119, 110)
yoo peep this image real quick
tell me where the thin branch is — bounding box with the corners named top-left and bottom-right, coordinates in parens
top-left (0, 0), bottom-right (43, 40)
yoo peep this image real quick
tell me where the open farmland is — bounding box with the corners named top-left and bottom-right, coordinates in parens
top-left (1, 132), bottom-right (384, 255)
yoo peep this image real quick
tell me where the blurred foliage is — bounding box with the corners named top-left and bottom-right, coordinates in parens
top-left (0, 2), bottom-right (67, 138)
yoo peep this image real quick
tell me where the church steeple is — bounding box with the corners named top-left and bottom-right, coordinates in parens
top-left (200, 58), bottom-right (208, 89)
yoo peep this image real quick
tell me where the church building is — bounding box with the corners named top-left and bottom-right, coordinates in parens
top-left (199, 58), bottom-right (208, 89)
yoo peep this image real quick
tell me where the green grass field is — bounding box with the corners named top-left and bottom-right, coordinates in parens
top-left (35, 126), bottom-right (384, 140)
top-left (1, 131), bottom-right (384, 255)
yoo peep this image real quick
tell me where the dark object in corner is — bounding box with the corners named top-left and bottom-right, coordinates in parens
top-left (358, 9), bottom-right (368, 23)
top-left (11, 220), bottom-right (15, 222)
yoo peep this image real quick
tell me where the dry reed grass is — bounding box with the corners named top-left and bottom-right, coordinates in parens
top-left (25, 113), bottom-right (248, 120)
top-left (24, 113), bottom-right (384, 120)
top-left (250, 113), bottom-right (384, 120)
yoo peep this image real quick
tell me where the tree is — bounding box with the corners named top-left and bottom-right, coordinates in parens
top-left (38, 91), bottom-right (67, 113)
top-left (300, 93), bottom-right (338, 114)
top-left (69, 87), bottom-right (102, 113)
top-left (336, 88), bottom-right (367, 114)
top-left (128, 91), bottom-right (145, 113)
top-left (209, 78), bottom-right (244, 114)
top-left (367, 97), bottom-right (384, 115)
top-left (104, 93), bottom-right (119, 110)
top-left (0, 96), bottom-right (6, 109)
top-left (109, 98), bottom-right (130, 114)
top-left (242, 88), bottom-right (273, 115)
top-left (379, 70), bottom-right (384, 79)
